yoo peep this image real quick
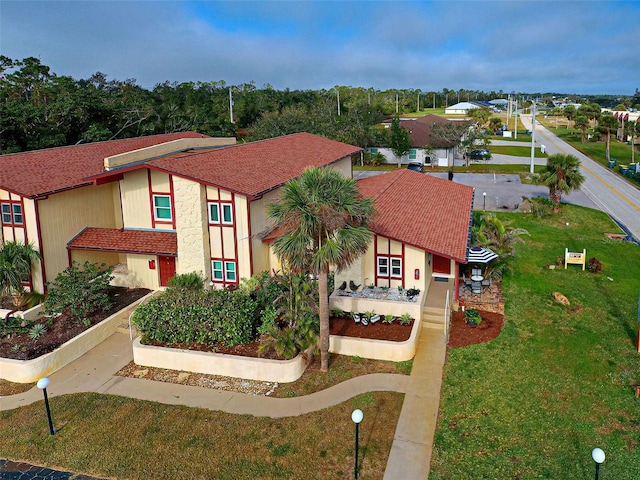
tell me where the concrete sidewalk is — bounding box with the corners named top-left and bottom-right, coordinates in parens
top-left (2, 326), bottom-right (447, 478)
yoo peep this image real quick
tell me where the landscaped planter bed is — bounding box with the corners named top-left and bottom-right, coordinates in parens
top-left (132, 337), bottom-right (307, 383)
top-left (329, 315), bottom-right (422, 362)
top-left (0, 289), bottom-right (153, 383)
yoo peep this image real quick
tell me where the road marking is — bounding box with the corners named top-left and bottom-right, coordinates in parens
top-left (536, 128), bottom-right (640, 211)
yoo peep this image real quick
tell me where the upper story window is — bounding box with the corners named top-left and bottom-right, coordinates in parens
top-left (208, 202), bottom-right (233, 225)
top-left (153, 195), bottom-right (172, 221)
top-left (1, 202), bottom-right (23, 226)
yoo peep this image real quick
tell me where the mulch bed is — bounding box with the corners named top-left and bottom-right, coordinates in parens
top-left (329, 316), bottom-right (413, 342)
top-left (0, 287), bottom-right (150, 360)
top-left (448, 308), bottom-right (505, 348)
top-left (143, 316), bottom-right (414, 361)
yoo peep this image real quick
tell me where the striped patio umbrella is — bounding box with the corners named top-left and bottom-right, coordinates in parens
top-left (467, 246), bottom-right (499, 264)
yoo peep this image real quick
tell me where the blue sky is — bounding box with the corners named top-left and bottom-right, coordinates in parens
top-left (2, 0), bottom-right (639, 95)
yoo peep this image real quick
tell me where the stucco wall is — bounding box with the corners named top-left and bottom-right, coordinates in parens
top-left (174, 177), bottom-right (210, 277)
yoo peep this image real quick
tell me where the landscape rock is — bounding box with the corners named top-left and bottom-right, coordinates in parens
top-left (552, 292), bottom-right (570, 306)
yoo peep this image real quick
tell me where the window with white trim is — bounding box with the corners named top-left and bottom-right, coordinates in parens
top-left (208, 202), bottom-right (233, 225)
top-left (211, 260), bottom-right (237, 283)
top-left (409, 149), bottom-right (417, 160)
top-left (1, 202), bottom-right (23, 226)
top-left (377, 255), bottom-right (402, 278)
top-left (153, 195), bottom-right (172, 221)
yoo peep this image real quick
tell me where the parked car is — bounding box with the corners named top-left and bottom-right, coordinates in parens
top-left (469, 149), bottom-right (491, 161)
top-left (407, 162), bottom-right (424, 172)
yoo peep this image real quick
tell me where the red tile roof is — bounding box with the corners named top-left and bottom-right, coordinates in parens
top-left (67, 227), bottom-right (177, 256)
top-left (0, 132), bottom-right (208, 198)
top-left (357, 170), bottom-right (474, 262)
top-left (145, 133), bottom-right (361, 199)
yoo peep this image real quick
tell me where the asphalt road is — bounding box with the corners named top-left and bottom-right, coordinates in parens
top-left (520, 114), bottom-right (640, 242)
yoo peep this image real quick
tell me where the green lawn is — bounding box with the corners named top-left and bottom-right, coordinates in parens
top-left (431, 205), bottom-right (640, 479)
top-left (0, 391), bottom-right (403, 479)
top-left (489, 145), bottom-right (547, 158)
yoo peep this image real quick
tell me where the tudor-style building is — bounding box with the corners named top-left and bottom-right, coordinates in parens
top-left (0, 132), bottom-right (359, 292)
top-left (2, 131), bottom-right (475, 312)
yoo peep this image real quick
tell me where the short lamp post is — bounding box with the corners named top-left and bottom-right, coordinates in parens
top-left (351, 409), bottom-right (363, 479)
top-left (36, 377), bottom-right (55, 435)
top-left (592, 447), bottom-right (605, 480)
top-left (483, 192), bottom-right (487, 211)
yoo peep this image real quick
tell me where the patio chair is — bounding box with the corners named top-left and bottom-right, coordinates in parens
top-left (481, 278), bottom-right (491, 287)
top-left (471, 268), bottom-right (482, 277)
top-left (471, 281), bottom-right (481, 294)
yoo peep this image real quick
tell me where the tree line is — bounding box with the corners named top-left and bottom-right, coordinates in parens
top-left (2, 56), bottom-right (637, 154)
top-left (0, 56), bottom-right (516, 154)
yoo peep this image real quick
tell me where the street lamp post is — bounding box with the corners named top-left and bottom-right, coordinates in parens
top-left (351, 409), bottom-right (363, 479)
top-left (592, 448), bottom-right (605, 480)
top-left (36, 377), bottom-right (55, 435)
top-left (483, 192), bottom-right (486, 211)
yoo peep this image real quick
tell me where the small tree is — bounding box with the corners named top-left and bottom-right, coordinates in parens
top-left (45, 261), bottom-right (114, 323)
top-left (537, 154), bottom-right (585, 212)
top-left (388, 115), bottom-right (411, 168)
top-left (468, 107), bottom-right (491, 127)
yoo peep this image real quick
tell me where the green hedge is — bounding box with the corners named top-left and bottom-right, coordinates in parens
top-left (132, 288), bottom-right (258, 348)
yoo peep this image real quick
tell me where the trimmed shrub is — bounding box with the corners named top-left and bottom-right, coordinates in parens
top-left (587, 257), bottom-right (602, 273)
top-left (132, 287), bottom-right (258, 348)
top-left (167, 272), bottom-right (205, 290)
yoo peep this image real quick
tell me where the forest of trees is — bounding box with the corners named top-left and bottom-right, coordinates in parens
top-left (1, 56), bottom-right (637, 154)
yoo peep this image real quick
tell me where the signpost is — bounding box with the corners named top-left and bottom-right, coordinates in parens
top-left (564, 248), bottom-right (586, 270)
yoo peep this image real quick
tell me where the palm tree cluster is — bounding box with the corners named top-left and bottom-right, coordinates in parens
top-left (0, 241), bottom-right (41, 305)
top-left (268, 167), bottom-right (374, 372)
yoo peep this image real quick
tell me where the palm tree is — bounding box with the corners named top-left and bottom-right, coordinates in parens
top-left (268, 167), bottom-right (374, 372)
top-left (0, 241), bottom-right (42, 302)
top-left (538, 154), bottom-right (585, 212)
top-left (599, 113), bottom-right (619, 161)
top-left (575, 115), bottom-right (589, 143)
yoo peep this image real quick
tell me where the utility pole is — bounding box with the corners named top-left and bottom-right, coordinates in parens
top-left (396, 93), bottom-right (399, 114)
top-left (337, 87), bottom-right (341, 116)
top-left (530, 100), bottom-right (536, 174)
top-left (229, 88), bottom-right (234, 124)
top-left (417, 93), bottom-right (420, 113)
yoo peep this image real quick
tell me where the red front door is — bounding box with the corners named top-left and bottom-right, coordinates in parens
top-left (158, 256), bottom-right (176, 286)
top-left (432, 254), bottom-right (451, 274)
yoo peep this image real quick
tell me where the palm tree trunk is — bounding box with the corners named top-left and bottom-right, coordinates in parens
top-left (318, 267), bottom-right (330, 372)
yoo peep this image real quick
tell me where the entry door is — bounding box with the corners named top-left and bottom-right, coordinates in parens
top-left (432, 254), bottom-right (451, 274)
top-left (158, 256), bottom-right (176, 286)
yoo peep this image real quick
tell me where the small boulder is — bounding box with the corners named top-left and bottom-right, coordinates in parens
top-left (552, 292), bottom-right (570, 306)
